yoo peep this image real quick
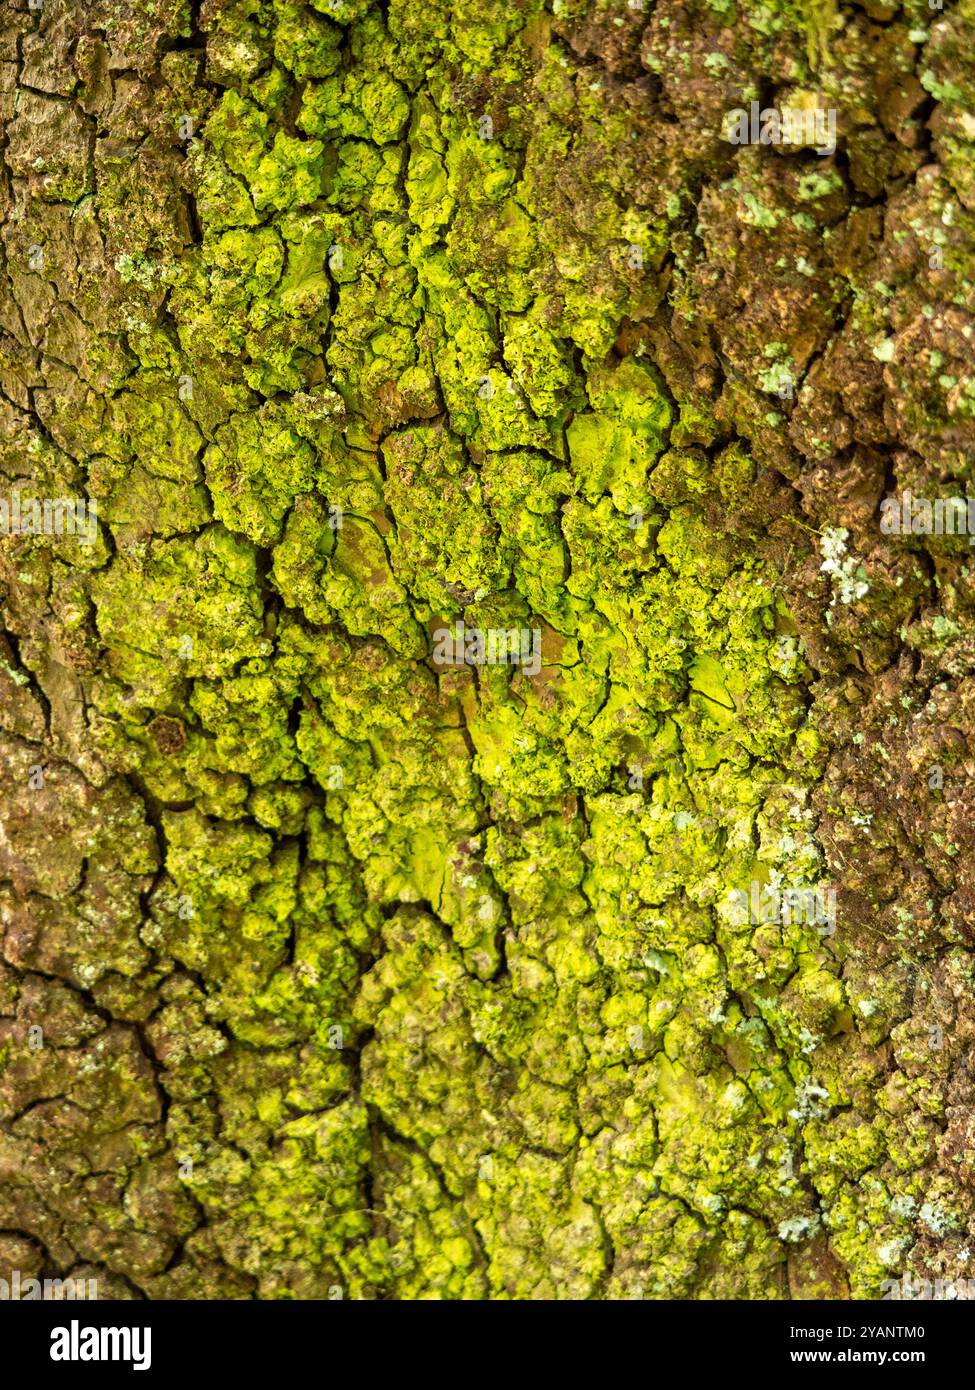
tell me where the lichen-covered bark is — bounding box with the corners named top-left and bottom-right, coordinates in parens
top-left (1, 0), bottom-right (973, 1300)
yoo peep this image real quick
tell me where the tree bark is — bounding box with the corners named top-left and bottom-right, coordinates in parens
top-left (1, 0), bottom-right (974, 1299)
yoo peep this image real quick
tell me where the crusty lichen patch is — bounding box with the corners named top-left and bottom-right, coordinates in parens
top-left (1, 0), bottom-right (974, 1302)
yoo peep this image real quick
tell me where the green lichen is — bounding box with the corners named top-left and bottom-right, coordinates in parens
top-left (2, 0), bottom-right (973, 1305)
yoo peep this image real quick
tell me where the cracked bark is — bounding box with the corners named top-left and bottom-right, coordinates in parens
top-left (1, 0), bottom-right (974, 1301)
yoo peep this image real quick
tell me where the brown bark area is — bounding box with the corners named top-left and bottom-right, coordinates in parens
top-left (1, 0), bottom-right (974, 1301)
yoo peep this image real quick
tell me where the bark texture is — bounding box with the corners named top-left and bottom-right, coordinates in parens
top-left (1, 0), bottom-right (974, 1299)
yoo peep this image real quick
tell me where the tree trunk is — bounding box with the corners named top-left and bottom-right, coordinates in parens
top-left (1, 0), bottom-right (973, 1299)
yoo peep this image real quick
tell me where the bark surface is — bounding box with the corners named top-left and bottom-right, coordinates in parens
top-left (1, 0), bottom-right (974, 1300)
